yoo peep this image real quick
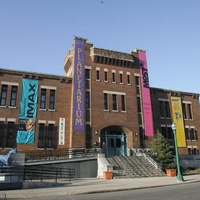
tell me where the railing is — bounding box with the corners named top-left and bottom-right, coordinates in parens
top-left (0, 165), bottom-right (75, 183)
top-left (23, 148), bottom-right (100, 162)
top-left (24, 165), bottom-right (75, 183)
top-left (142, 153), bottom-right (161, 169)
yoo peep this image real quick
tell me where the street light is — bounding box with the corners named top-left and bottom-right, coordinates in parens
top-left (171, 122), bottom-right (184, 182)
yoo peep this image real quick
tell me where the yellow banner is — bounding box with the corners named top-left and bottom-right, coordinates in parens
top-left (170, 96), bottom-right (186, 147)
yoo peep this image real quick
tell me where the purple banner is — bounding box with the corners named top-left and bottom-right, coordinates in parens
top-left (73, 38), bottom-right (85, 131)
top-left (138, 50), bottom-right (154, 137)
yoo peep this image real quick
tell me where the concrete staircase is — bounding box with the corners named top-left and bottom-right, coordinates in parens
top-left (106, 155), bottom-right (165, 178)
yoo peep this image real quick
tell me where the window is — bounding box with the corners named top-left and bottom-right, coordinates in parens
top-left (185, 127), bottom-right (189, 140)
top-left (190, 128), bottom-right (196, 140)
top-left (104, 71), bottom-right (108, 82)
top-left (0, 121), bottom-right (4, 147)
top-left (182, 103), bottom-right (187, 119)
top-left (159, 99), bottom-right (170, 119)
top-left (188, 104), bottom-right (193, 120)
top-left (86, 91), bottom-right (90, 109)
top-left (127, 73), bottom-right (130, 84)
top-left (86, 110), bottom-right (90, 122)
top-left (161, 126), bottom-right (167, 138)
top-left (40, 89), bottom-right (46, 109)
top-left (182, 102), bottom-right (193, 120)
top-left (119, 73), bottom-right (123, 84)
top-left (165, 102), bottom-right (170, 118)
top-left (38, 123), bottom-right (45, 148)
top-left (104, 93), bottom-right (108, 110)
top-left (49, 90), bottom-right (55, 110)
top-left (96, 69), bottom-right (100, 81)
top-left (186, 127), bottom-right (197, 140)
top-left (47, 124), bottom-right (54, 148)
top-left (159, 101), bottom-right (164, 117)
top-left (161, 125), bottom-right (173, 140)
top-left (168, 127), bottom-right (173, 139)
top-left (137, 96), bottom-right (141, 112)
top-left (112, 94), bottom-right (117, 110)
top-left (0, 85), bottom-right (8, 106)
top-left (6, 122), bottom-right (15, 147)
top-left (121, 95), bottom-right (126, 111)
top-left (188, 147), bottom-right (198, 155)
top-left (10, 86), bottom-right (17, 107)
top-left (112, 72), bottom-right (116, 83)
top-left (38, 123), bottom-right (56, 149)
top-left (135, 76), bottom-right (140, 86)
top-left (85, 69), bottom-right (90, 80)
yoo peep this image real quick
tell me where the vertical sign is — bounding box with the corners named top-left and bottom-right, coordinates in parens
top-left (59, 118), bottom-right (65, 145)
top-left (73, 38), bottom-right (85, 131)
top-left (171, 96), bottom-right (186, 147)
top-left (138, 50), bottom-right (154, 137)
top-left (17, 79), bottom-right (38, 144)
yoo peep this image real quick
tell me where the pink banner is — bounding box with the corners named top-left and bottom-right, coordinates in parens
top-left (138, 51), bottom-right (154, 137)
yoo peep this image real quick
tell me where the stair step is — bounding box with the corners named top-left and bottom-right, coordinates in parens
top-left (107, 155), bottom-right (165, 178)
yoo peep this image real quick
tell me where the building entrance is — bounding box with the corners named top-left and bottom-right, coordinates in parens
top-left (102, 129), bottom-right (127, 157)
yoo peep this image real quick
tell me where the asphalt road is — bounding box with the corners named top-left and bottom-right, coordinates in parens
top-left (19, 181), bottom-right (200, 200)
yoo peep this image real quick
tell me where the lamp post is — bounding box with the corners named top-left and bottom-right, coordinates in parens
top-left (171, 122), bottom-right (184, 182)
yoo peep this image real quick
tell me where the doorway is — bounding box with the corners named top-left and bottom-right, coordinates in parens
top-left (102, 130), bottom-right (127, 157)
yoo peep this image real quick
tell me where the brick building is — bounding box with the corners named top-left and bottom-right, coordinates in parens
top-left (0, 37), bottom-right (199, 156)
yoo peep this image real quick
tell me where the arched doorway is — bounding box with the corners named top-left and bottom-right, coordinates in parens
top-left (101, 126), bottom-right (129, 157)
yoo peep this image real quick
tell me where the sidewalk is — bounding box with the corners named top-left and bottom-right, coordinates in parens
top-left (1, 174), bottom-right (200, 199)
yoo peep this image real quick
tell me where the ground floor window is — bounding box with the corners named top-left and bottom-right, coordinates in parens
top-left (0, 121), bottom-right (17, 148)
top-left (38, 123), bottom-right (57, 149)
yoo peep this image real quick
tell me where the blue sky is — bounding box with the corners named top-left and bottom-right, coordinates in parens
top-left (1, 0), bottom-right (200, 94)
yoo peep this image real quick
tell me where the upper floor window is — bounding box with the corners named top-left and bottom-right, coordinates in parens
top-left (165, 101), bottom-right (170, 118)
top-left (182, 103), bottom-right (187, 119)
top-left (159, 99), bottom-right (170, 119)
top-left (119, 72), bottom-right (123, 84)
top-left (188, 104), bottom-right (193, 120)
top-left (135, 76), bottom-right (140, 86)
top-left (40, 89), bottom-right (46, 109)
top-left (10, 85), bottom-right (17, 107)
top-left (127, 73), bottom-right (130, 85)
top-left (112, 94), bottom-right (117, 111)
top-left (182, 102), bottom-right (193, 120)
top-left (96, 69), bottom-right (100, 81)
top-left (85, 69), bottom-right (90, 80)
top-left (0, 85), bottom-right (8, 106)
top-left (104, 70), bottom-right (108, 82)
top-left (190, 128), bottom-right (196, 140)
top-left (185, 127), bottom-right (189, 140)
top-left (104, 93), bottom-right (108, 110)
top-left (112, 71), bottom-right (116, 83)
top-left (121, 95), bottom-right (126, 111)
top-left (185, 126), bottom-right (197, 140)
top-left (86, 91), bottom-right (90, 109)
top-left (137, 96), bottom-right (142, 112)
top-left (49, 90), bottom-right (55, 110)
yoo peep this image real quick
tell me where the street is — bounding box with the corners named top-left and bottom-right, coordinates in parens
top-left (19, 181), bottom-right (200, 200)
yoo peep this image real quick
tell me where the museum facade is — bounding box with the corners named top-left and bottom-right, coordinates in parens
top-left (0, 37), bottom-right (200, 156)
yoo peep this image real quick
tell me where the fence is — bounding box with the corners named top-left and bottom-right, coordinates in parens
top-left (0, 165), bottom-right (75, 183)
top-left (24, 165), bottom-right (75, 183)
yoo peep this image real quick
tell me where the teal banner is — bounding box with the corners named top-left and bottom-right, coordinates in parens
top-left (17, 79), bottom-right (38, 144)
top-left (19, 79), bottom-right (38, 119)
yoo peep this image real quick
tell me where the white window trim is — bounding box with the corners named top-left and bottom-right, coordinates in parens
top-left (1, 81), bottom-right (19, 86)
top-left (41, 85), bottom-right (57, 90)
top-left (103, 90), bottom-right (126, 95)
